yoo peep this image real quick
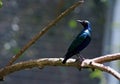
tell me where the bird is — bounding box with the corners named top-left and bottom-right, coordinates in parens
top-left (62, 20), bottom-right (92, 64)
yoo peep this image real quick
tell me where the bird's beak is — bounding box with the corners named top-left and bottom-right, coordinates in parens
top-left (76, 20), bottom-right (83, 23)
top-left (76, 20), bottom-right (85, 27)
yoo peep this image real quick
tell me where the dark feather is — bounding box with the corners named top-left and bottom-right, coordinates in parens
top-left (62, 20), bottom-right (92, 64)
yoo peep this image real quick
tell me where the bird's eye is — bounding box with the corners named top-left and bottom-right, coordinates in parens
top-left (83, 21), bottom-right (86, 24)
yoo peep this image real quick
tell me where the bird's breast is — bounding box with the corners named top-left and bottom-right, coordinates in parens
top-left (84, 29), bottom-right (91, 36)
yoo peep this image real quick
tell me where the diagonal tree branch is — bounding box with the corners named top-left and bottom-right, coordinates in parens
top-left (6, 0), bottom-right (84, 66)
top-left (0, 53), bottom-right (120, 81)
top-left (89, 62), bottom-right (120, 80)
top-left (92, 53), bottom-right (120, 63)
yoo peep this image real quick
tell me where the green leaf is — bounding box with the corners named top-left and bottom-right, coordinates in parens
top-left (68, 19), bottom-right (77, 29)
top-left (90, 69), bottom-right (102, 79)
top-left (0, 0), bottom-right (3, 8)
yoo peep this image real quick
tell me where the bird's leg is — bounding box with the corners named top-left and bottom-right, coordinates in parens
top-left (76, 54), bottom-right (85, 62)
top-left (79, 54), bottom-right (85, 61)
top-left (76, 54), bottom-right (95, 71)
top-left (75, 54), bottom-right (85, 71)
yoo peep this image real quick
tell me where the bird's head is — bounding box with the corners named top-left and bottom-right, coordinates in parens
top-left (77, 20), bottom-right (90, 28)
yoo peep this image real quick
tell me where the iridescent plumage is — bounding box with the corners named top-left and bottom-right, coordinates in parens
top-left (62, 20), bottom-right (92, 64)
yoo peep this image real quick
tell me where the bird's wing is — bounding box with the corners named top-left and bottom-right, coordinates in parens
top-left (67, 32), bottom-right (88, 52)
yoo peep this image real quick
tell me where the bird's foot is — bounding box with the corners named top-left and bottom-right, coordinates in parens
top-left (79, 55), bottom-right (85, 61)
top-left (76, 55), bottom-right (85, 62)
top-left (75, 55), bottom-right (85, 71)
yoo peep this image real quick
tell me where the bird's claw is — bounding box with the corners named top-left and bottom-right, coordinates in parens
top-left (75, 56), bottom-right (85, 71)
top-left (75, 55), bottom-right (85, 63)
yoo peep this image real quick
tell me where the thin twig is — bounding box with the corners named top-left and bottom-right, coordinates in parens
top-left (6, 0), bottom-right (84, 66)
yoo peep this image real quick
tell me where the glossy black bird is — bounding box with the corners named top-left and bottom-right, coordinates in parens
top-left (62, 20), bottom-right (92, 64)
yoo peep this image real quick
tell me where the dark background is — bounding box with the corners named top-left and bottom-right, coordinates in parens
top-left (0, 0), bottom-right (107, 84)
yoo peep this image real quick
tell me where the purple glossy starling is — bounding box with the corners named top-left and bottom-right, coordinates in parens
top-left (62, 20), bottom-right (92, 64)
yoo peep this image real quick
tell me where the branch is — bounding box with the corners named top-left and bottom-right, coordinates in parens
top-left (0, 58), bottom-right (77, 80)
top-left (0, 53), bottom-right (120, 81)
top-left (6, 0), bottom-right (84, 66)
top-left (89, 62), bottom-right (120, 80)
top-left (92, 53), bottom-right (120, 63)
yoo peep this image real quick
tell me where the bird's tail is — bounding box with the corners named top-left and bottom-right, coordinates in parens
top-left (62, 52), bottom-right (72, 64)
top-left (62, 57), bottom-right (67, 64)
